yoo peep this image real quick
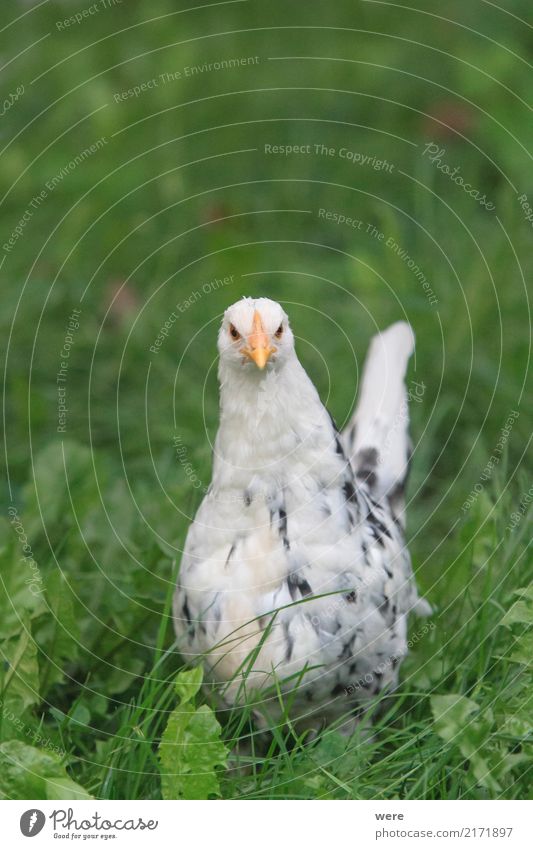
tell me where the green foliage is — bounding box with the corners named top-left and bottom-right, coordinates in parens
top-left (158, 667), bottom-right (228, 800)
top-left (0, 531), bottom-right (45, 641)
top-left (501, 588), bottom-right (533, 628)
top-left (430, 574), bottom-right (533, 795)
top-left (0, 741), bottom-right (92, 800)
top-left (431, 695), bottom-right (505, 793)
top-left (1, 624), bottom-right (40, 716)
top-left (33, 572), bottom-right (79, 697)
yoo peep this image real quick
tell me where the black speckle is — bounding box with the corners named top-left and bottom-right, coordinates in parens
top-left (244, 490), bottom-right (252, 506)
top-left (182, 597), bottom-right (192, 624)
top-left (272, 503), bottom-right (290, 549)
top-left (359, 469), bottom-right (377, 488)
top-left (379, 596), bottom-right (390, 616)
top-left (345, 590), bottom-right (357, 603)
top-left (287, 572), bottom-right (312, 599)
top-left (279, 507), bottom-right (287, 526)
top-left (343, 480), bottom-right (357, 503)
top-left (298, 577), bottom-right (312, 596)
top-left (339, 640), bottom-right (354, 660)
top-left (283, 622), bottom-right (294, 661)
top-left (182, 597), bottom-right (196, 639)
top-left (355, 447), bottom-right (379, 487)
top-left (366, 504), bottom-right (392, 547)
top-left (370, 526), bottom-right (384, 547)
top-left (328, 410), bottom-right (349, 460)
top-left (225, 541), bottom-right (236, 568)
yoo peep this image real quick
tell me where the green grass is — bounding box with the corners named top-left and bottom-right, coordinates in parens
top-left (0, 0), bottom-right (532, 800)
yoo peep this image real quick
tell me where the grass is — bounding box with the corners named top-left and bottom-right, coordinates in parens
top-left (0, 0), bottom-right (532, 800)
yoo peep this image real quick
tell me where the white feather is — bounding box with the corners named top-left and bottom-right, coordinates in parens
top-left (343, 321), bottom-right (415, 524)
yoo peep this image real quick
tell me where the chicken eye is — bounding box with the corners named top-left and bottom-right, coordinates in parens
top-left (229, 324), bottom-right (241, 340)
top-left (274, 323), bottom-right (284, 339)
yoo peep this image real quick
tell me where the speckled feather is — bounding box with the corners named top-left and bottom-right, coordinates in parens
top-left (173, 298), bottom-right (429, 729)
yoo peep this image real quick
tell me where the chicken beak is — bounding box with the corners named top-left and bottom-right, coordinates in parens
top-left (242, 310), bottom-right (275, 369)
top-left (247, 345), bottom-right (271, 369)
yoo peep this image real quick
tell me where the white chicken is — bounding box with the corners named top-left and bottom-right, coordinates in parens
top-left (174, 297), bottom-right (430, 731)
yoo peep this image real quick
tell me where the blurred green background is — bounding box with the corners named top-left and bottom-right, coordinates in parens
top-left (0, 0), bottom-right (531, 800)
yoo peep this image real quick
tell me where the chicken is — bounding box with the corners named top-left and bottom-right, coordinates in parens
top-left (173, 297), bottom-right (430, 731)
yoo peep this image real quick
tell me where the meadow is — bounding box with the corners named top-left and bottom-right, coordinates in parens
top-left (0, 0), bottom-right (531, 799)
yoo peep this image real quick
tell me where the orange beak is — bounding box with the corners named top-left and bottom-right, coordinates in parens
top-left (241, 310), bottom-right (276, 369)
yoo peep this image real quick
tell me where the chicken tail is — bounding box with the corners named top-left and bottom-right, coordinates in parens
top-left (342, 321), bottom-right (419, 527)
